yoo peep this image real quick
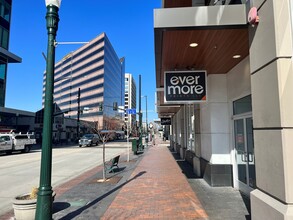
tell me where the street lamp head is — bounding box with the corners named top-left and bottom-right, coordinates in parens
top-left (45, 0), bottom-right (61, 8)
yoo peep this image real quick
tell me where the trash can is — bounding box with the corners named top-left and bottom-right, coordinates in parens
top-left (138, 136), bottom-right (143, 150)
top-left (131, 138), bottom-right (138, 155)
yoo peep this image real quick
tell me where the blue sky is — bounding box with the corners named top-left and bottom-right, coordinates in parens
top-left (6, 0), bottom-right (161, 122)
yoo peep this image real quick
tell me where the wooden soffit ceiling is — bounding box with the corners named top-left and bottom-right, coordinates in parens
top-left (154, 4), bottom-right (249, 116)
top-left (155, 27), bottom-right (249, 115)
top-left (159, 28), bottom-right (249, 87)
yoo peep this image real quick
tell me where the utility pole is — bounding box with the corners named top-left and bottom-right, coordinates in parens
top-left (141, 95), bottom-right (148, 143)
top-left (139, 75), bottom-right (142, 147)
top-left (77, 88), bottom-right (80, 141)
top-left (146, 96), bottom-right (148, 144)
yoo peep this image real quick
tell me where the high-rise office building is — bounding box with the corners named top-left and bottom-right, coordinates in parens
top-left (0, 0), bottom-right (21, 107)
top-left (124, 73), bottom-right (136, 132)
top-left (42, 33), bottom-right (125, 131)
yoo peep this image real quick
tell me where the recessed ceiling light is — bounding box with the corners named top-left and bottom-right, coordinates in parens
top-left (233, 55), bottom-right (241, 59)
top-left (189, 43), bottom-right (198, 47)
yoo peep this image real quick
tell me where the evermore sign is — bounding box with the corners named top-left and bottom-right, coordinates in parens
top-left (161, 118), bottom-right (171, 125)
top-left (164, 71), bottom-right (207, 103)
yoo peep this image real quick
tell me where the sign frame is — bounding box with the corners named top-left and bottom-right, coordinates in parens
top-left (161, 118), bottom-right (171, 125)
top-left (164, 70), bottom-right (207, 104)
top-left (126, 108), bottom-right (136, 115)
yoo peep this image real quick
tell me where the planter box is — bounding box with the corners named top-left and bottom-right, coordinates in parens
top-left (13, 194), bottom-right (36, 220)
top-left (13, 192), bottom-right (56, 220)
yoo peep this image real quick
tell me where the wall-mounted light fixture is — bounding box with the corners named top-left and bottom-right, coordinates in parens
top-left (189, 43), bottom-right (198, 48)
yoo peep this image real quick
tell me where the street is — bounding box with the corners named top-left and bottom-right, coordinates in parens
top-left (0, 141), bottom-right (129, 216)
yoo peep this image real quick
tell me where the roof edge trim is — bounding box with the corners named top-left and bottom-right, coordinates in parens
top-left (154, 4), bottom-right (247, 28)
top-left (0, 48), bottom-right (22, 63)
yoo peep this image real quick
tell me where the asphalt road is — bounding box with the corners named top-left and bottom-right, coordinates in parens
top-left (0, 141), bottom-right (129, 216)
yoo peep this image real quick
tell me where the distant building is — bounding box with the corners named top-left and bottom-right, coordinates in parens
top-left (0, 0), bottom-right (21, 107)
top-left (124, 73), bottom-right (136, 133)
top-left (34, 104), bottom-right (94, 144)
top-left (0, 0), bottom-right (27, 132)
top-left (42, 33), bottom-right (125, 131)
top-left (0, 107), bottom-right (35, 133)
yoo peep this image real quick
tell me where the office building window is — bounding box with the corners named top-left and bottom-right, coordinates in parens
top-left (0, 26), bottom-right (9, 49)
top-left (0, 0), bottom-right (10, 22)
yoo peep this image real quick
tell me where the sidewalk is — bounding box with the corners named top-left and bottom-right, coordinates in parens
top-left (1, 138), bottom-right (251, 220)
top-left (101, 142), bottom-right (208, 219)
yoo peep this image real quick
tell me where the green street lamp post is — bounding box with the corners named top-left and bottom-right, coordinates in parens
top-left (139, 75), bottom-right (142, 147)
top-left (35, 0), bottom-right (61, 219)
top-left (142, 95), bottom-right (148, 143)
top-left (77, 87), bottom-right (81, 140)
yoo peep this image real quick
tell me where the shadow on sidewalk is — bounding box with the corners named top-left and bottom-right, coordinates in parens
top-left (241, 193), bottom-right (251, 220)
top-left (53, 171), bottom-right (146, 220)
top-left (168, 146), bottom-right (251, 220)
top-left (168, 147), bottom-right (199, 179)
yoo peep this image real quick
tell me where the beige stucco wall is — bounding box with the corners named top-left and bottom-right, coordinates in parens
top-left (250, 0), bottom-right (293, 219)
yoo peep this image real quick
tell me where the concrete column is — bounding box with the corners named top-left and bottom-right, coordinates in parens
top-left (193, 104), bottom-right (202, 176)
top-left (171, 116), bottom-right (176, 151)
top-left (200, 74), bottom-right (229, 164)
top-left (175, 109), bottom-right (179, 152)
top-left (180, 107), bottom-right (186, 159)
top-left (249, 0), bottom-right (293, 219)
top-left (194, 104), bottom-right (201, 158)
top-left (170, 117), bottom-right (173, 146)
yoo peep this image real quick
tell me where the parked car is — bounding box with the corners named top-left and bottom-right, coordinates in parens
top-left (99, 130), bottom-right (116, 141)
top-left (0, 132), bottom-right (36, 154)
top-left (78, 134), bottom-right (100, 147)
top-left (115, 131), bottom-right (125, 140)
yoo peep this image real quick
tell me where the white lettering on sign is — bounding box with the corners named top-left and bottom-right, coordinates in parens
top-left (167, 75), bottom-right (203, 95)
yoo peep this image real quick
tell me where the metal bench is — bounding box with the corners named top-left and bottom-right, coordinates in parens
top-left (106, 155), bottom-right (120, 173)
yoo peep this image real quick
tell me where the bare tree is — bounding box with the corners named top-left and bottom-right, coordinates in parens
top-left (92, 123), bottom-right (115, 181)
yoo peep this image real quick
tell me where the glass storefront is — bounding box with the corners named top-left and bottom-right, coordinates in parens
top-left (233, 95), bottom-right (256, 194)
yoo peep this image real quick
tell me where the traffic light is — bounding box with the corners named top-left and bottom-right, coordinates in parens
top-left (98, 103), bottom-right (103, 112)
top-left (113, 102), bottom-right (118, 111)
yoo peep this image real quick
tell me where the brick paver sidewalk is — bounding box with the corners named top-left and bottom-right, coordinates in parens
top-left (101, 143), bottom-right (209, 220)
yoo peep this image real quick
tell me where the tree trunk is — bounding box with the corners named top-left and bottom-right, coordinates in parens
top-left (102, 139), bottom-right (106, 180)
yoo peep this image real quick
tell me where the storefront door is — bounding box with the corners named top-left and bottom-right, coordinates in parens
top-left (234, 116), bottom-right (256, 194)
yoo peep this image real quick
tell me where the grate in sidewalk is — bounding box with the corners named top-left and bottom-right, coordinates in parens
top-left (87, 176), bottom-right (122, 184)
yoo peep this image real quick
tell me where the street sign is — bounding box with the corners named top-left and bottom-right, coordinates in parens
top-left (118, 106), bottom-right (125, 113)
top-left (126, 109), bottom-right (136, 114)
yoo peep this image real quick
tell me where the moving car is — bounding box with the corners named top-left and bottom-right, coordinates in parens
top-left (78, 134), bottom-right (100, 147)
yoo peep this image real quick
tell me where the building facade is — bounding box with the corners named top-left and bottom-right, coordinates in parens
top-left (0, 0), bottom-right (27, 132)
top-left (124, 73), bottom-right (137, 134)
top-left (154, 0), bottom-right (293, 219)
top-left (0, 107), bottom-right (35, 132)
top-left (42, 33), bottom-right (125, 132)
top-left (0, 0), bottom-right (21, 107)
top-left (34, 104), bottom-right (94, 144)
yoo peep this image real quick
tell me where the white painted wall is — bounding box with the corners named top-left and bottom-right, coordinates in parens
top-left (227, 57), bottom-right (251, 101)
top-left (199, 57), bottom-right (251, 165)
top-left (200, 74), bottom-right (230, 164)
